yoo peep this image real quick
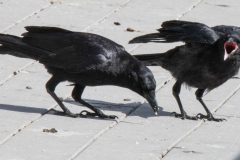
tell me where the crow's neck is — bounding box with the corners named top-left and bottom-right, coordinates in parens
top-left (223, 57), bottom-right (240, 76)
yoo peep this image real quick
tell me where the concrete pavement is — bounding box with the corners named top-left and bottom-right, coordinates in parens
top-left (0, 0), bottom-right (240, 159)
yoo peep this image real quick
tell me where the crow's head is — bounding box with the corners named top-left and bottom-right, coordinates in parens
top-left (223, 36), bottom-right (240, 61)
top-left (132, 64), bottom-right (159, 115)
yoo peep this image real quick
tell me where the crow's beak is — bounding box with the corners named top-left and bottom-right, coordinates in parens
top-left (224, 40), bottom-right (238, 61)
top-left (144, 90), bottom-right (159, 115)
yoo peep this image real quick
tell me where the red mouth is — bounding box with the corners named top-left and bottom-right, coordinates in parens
top-left (224, 41), bottom-right (238, 54)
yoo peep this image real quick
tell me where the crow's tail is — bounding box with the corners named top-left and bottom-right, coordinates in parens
top-left (134, 53), bottom-right (165, 66)
top-left (129, 33), bottom-right (165, 44)
top-left (0, 33), bottom-right (55, 60)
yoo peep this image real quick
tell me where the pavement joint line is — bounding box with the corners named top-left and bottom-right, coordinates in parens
top-left (217, 115), bottom-right (240, 119)
top-left (176, 0), bottom-right (204, 20)
top-left (82, 0), bottom-right (132, 32)
top-left (215, 114), bottom-right (240, 119)
top-left (160, 82), bottom-right (240, 159)
top-left (0, 4), bottom-right (52, 33)
top-left (212, 81), bottom-right (240, 113)
top-left (160, 120), bottom-right (203, 159)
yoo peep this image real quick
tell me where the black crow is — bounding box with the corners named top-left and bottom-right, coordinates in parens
top-left (129, 20), bottom-right (240, 121)
top-left (0, 26), bottom-right (159, 119)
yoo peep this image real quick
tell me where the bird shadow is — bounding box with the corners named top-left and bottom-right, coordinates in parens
top-left (0, 103), bottom-right (48, 114)
top-left (63, 98), bottom-right (171, 118)
top-left (0, 99), bottom-right (172, 119)
top-left (233, 153), bottom-right (240, 160)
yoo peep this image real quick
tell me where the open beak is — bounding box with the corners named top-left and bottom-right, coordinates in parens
top-left (224, 41), bottom-right (238, 61)
top-left (144, 90), bottom-right (159, 115)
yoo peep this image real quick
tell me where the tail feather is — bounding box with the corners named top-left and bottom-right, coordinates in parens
top-left (129, 33), bottom-right (166, 44)
top-left (0, 33), bottom-right (56, 60)
top-left (134, 53), bottom-right (164, 66)
top-left (129, 31), bottom-right (181, 44)
top-left (0, 45), bottom-right (28, 58)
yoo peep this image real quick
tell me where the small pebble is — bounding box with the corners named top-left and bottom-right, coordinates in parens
top-left (26, 86), bottom-right (32, 89)
top-left (126, 27), bottom-right (135, 32)
top-left (43, 128), bottom-right (58, 133)
top-left (114, 22), bottom-right (121, 26)
top-left (123, 98), bottom-right (131, 101)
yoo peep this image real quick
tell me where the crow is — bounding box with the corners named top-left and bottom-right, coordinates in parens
top-left (0, 26), bottom-right (159, 119)
top-left (129, 20), bottom-right (240, 121)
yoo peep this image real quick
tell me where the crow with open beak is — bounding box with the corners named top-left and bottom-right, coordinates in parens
top-left (129, 20), bottom-right (240, 121)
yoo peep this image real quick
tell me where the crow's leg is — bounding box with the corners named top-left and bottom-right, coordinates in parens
top-left (195, 89), bottom-right (226, 122)
top-left (46, 76), bottom-right (79, 118)
top-left (171, 81), bottom-right (197, 120)
top-left (72, 84), bottom-right (118, 119)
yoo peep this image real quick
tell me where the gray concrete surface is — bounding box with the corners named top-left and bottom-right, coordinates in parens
top-left (0, 0), bottom-right (239, 159)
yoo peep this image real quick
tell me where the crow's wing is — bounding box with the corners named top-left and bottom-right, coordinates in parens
top-left (22, 26), bottom-right (127, 74)
top-left (22, 26), bottom-right (74, 52)
top-left (129, 20), bottom-right (220, 44)
top-left (24, 26), bottom-right (72, 33)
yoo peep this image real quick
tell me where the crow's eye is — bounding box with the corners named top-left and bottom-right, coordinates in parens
top-left (224, 41), bottom-right (238, 54)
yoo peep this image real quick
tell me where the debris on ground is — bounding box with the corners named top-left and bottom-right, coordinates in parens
top-left (26, 86), bottom-right (32, 89)
top-left (123, 98), bottom-right (131, 101)
top-left (114, 22), bottom-right (121, 26)
top-left (43, 128), bottom-right (58, 133)
top-left (49, 0), bottom-right (62, 5)
top-left (126, 27), bottom-right (135, 32)
top-left (13, 71), bottom-right (17, 75)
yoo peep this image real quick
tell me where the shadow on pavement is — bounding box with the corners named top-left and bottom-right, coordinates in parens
top-left (0, 103), bottom-right (48, 114)
top-left (64, 98), bottom-right (171, 118)
top-left (234, 153), bottom-right (240, 160)
top-left (0, 98), bottom-right (172, 119)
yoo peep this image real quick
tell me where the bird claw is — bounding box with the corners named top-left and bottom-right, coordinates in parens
top-left (80, 110), bottom-right (118, 119)
top-left (196, 113), bottom-right (226, 122)
top-left (171, 112), bottom-right (198, 120)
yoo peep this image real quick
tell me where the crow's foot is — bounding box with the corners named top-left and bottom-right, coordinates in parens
top-left (80, 110), bottom-right (118, 119)
top-left (171, 112), bottom-right (198, 120)
top-left (197, 113), bottom-right (226, 122)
